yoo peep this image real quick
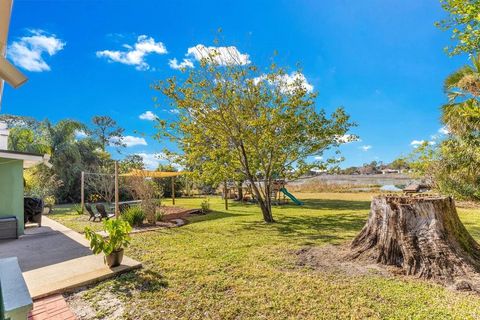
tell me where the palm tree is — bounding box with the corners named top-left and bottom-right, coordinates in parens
top-left (442, 54), bottom-right (480, 136)
top-left (40, 119), bottom-right (85, 154)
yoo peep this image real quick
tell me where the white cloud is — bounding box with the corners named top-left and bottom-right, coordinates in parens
top-left (411, 140), bottom-right (435, 148)
top-left (254, 72), bottom-right (314, 93)
top-left (8, 29), bottom-right (65, 72)
top-left (123, 136), bottom-right (147, 147)
top-left (335, 134), bottom-right (358, 144)
top-left (168, 58), bottom-right (194, 69)
top-left (96, 35), bottom-right (167, 70)
top-left (360, 145), bottom-right (372, 151)
top-left (411, 140), bottom-right (425, 147)
top-left (135, 152), bottom-right (166, 169)
top-left (111, 135), bottom-right (147, 147)
top-left (186, 44), bottom-right (250, 66)
top-left (439, 126), bottom-right (450, 135)
top-left (314, 156), bottom-right (323, 160)
top-left (139, 111), bottom-right (158, 121)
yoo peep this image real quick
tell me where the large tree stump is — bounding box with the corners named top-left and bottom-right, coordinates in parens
top-left (350, 195), bottom-right (480, 290)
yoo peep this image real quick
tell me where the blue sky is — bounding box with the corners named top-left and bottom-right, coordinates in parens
top-left (1, 0), bottom-right (467, 168)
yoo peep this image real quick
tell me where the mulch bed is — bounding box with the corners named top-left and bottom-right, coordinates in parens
top-left (159, 206), bottom-right (203, 221)
top-left (127, 206), bottom-right (203, 234)
top-left (97, 206), bottom-right (204, 236)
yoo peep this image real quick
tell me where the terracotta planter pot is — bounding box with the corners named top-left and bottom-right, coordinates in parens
top-left (105, 249), bottom-right (124, 268)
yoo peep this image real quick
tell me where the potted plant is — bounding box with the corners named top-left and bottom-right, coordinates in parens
top-left (84, 219), bottom-right (132, 268)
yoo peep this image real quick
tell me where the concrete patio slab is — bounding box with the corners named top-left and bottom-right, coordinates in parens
top-left (0, 219), bottom-right (93, 272)
top-left (0, 216), bottom-right (142, 299)
top-left (24, 253), bottom-right (141, 299)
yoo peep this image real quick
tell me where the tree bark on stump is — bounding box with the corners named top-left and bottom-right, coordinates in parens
top-left (350, 195), bottom-right (480, 290)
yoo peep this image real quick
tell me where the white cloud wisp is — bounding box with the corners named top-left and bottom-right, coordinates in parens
top-left (8, 29), bottom-right (65, 72)
top-left (139, 111), bottom-right (158, 121)
top-left (97, 35), bottom-right (167, 70)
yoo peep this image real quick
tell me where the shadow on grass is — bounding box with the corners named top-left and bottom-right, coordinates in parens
top-left (285, 199), bottom-right (371, 211)
top-left (461, 222), bottom-right (480, 242)
top-left (241, 213), bottom-right (367, 243)
top-left (239, 199), bottom-right (370, 243)
top-left (188, 210), bottom-right (250, 224)
top-left (227, 198), bottom-right (371, 211)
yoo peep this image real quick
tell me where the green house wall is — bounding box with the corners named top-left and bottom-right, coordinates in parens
top-left (0, 158), bottom-right (24, 235)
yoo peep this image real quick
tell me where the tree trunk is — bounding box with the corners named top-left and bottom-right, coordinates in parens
top-left (248, 180), bottom-right (274, 223)
top-left (350, 195), bottom-right (480, 290)
top-left (223, 180), bottom-right (228, 211)
top-left (259, 201), bottom-right (274, 223)
top-left (236, 180), bottom-right (243, 201)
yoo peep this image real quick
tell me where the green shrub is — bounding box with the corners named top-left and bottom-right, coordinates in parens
top-left (44, 195), bottom-right (56, 207)
top-left (72, 204), bottom-right (84, 215)
top-left (121, 206), bottom-right (145, 227)
top-left (201, 198), bottom-right (210, 213)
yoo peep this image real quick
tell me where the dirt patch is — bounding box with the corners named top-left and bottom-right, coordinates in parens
top-left (66, 289), bottom-right (125, 320)
top-left (295, 244), bottom-right (393, 278)
top-left (295, 244), bottom-right (480, 293)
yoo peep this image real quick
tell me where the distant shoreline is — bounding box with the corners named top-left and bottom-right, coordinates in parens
top-left (290, 174), bottom-right (418, 187)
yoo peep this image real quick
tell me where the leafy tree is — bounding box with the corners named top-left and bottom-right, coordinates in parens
top-left (390, 157), bottom-right (410, 171)
top-left (8, 127), bottom-right (38, 153)
top-left (408, 138), bottom-right (480, 200)
top-left (358, 161), bottom-right (379, 175)
top-left (40, 119), bottom-right (89, 202)
top-left (341, 166), bottom-right (360, 175)
top-left (155, 52), bottom-right (354, 222)
top-left (91, 115), bottom-right (125, 151)
top-left (119, 154), bottom-right (145, 173)
top-left (436, 0), bottom-right (480, 56)
top-left (24, 166), bottom-right (63, 203)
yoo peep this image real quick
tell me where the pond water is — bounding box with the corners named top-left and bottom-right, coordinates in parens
top-left (380, 184), bottom-right (404, 192)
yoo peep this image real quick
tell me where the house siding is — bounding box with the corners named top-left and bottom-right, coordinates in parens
top-left (0, 158), bottom-right (24, 235)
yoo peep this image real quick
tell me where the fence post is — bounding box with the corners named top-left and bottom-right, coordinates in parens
top-left (81, 171), bottom-right (85, 212)
top-left (171, 176), bottom-right (175, 205)
top-left (114, 161), bottom-right (119, 218)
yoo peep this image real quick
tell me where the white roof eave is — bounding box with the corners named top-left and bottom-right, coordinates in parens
top-left (0, 150), bottom-right (49, 168)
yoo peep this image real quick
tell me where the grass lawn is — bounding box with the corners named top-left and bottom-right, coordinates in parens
top-left (50, 193), bottom-right (480, 319)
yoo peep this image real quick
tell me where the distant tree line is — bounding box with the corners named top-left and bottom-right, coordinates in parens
top-left (330, 159), bottom-right (410, 176)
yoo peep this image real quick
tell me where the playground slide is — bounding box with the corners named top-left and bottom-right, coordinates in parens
top-left (280, 187), bottom-right (303, 205)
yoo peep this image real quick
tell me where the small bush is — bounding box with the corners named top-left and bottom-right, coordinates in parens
top-left (44, 195), bottom-right (56, 207)
top-left (73, 204), bottom-right (84, 215)
top-left (155, 210), bottom-right (164, 222)
top-left (121, 206), bottom-right (146, 227)
top-left (201, 198), bottom-right (211, 213)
